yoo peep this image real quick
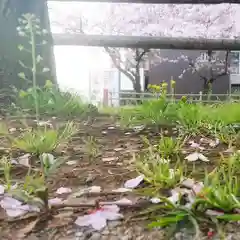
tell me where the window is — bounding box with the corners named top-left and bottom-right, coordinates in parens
top-left (198, 52), bottom-right (217, 63)
top-left (229, 52), bottom-right (240, 74)
top-left (231, 84), bottom-right (240, 93)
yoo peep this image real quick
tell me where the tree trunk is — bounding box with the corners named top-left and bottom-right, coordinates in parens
top-left (0, 0), bottom-right (56, 91)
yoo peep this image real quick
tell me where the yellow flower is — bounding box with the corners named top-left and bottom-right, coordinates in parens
top-left (19, 90), bottom-right (28, 98)
top-left (181, 95), bottom-right (187, 103)
top-left (171, 80), bottom-right (176, 87)
top-left (162, 82), bottom-right (168, 88)
top-left (44, 80), bottom-right (53, 89)
top-left (147, 84), bottom-right (152, 89)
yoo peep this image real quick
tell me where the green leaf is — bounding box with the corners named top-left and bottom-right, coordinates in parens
top-left (217, 214), bottom-right (240, 221)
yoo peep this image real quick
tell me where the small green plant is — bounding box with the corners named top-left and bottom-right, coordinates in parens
top-left (215, 125), bottom-right (240, 148)
top-left (0, 157), bottom-right (13, 191)
top-left (141, 135), bottom-right (184, 159)
top-left (83, 136), bottom-right (100, 159)
top-left (194, 162), bottom-right (240, 213)
top-left (12, 121), bottom-right (77, 155)
top-left (17, 14), bottom-right (50, 122)
top-left (155, 135), bottom-right (185, 159)
top-left (135, 150), bottom-right (184, 189)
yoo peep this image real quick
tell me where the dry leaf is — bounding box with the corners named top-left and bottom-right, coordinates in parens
top-left (16, 218), bottom-right (39, 239)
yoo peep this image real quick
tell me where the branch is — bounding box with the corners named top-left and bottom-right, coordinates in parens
top-left (211, 50), bottom-right (229, 81)
top-left (104, 46), bottom-right (136, 83)
top-left (53, 34), bottom-right (240, 50)
top-left (188, 60), bottom-right (208, 82)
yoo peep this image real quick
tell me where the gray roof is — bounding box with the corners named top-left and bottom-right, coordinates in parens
top-left (48, 2), bottom-right (240, 39)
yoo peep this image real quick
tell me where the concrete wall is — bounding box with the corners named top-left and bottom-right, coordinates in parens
top-left (148, 50), bottom-right (230, 94)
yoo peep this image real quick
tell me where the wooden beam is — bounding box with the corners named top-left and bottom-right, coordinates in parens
top-left (53, 34), bottom-right (240, 50)
top-left (48, 0), bottom-right (240, 4)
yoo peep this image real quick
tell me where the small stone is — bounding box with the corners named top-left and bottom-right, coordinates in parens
top-left (89, 232), bottom-right (101, 240)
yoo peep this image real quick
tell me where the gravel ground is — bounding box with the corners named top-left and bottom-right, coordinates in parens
top-left (25, 221), bottom-right (240, 240)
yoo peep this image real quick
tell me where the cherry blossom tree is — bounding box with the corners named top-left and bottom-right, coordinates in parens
top-left (48, 2), bottom-right (240, 93)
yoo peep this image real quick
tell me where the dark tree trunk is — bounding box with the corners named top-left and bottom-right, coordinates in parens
top-left (0, 0), bottom-right (56, 91)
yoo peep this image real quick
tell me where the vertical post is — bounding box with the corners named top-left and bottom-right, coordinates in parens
top-left (199, 91), bottom-right (202, 103)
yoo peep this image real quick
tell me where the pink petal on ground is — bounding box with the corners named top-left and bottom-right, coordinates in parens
top-left (100, 205), bottom-right (123, 221)
top-left (205, 210), bottom-right (224, 216)
top-left (112, 188), bottom-right (132, 193)
top-left (75, 211), bottom-right (107, 230)
top-left (124, 175), bottom-right (144, 189)
top-left (192, 182), bottom-right (204, 195)
top-left (185, 152), bottom-right (199, 162)
top-left (0, 197), bottom-right (40, 217)
top-left (150, 197), bottom-right (162, 204)
top-left (56, 187), bottom-right (72, 194)
top-left (114, 198), bottom-right (133, 205)
top-left (48, 198), bottom-right (63, 206)
top-left (0, 185), bottom-right (4, 195)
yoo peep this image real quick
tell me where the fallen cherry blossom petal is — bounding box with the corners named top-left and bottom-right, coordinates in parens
top-left (181, 178), bottom-right (195, 188)
top-left (102, 156), bottom-right (118, 162)
top-left (192, 182), bottom-right (204, 195)
top-left (209, 139), bottom-right (220, 148)
top-left (114, 148), bottom-right (124, 152)
top-left (133, 125), bottom-right (145, 132)
top-left (75, 204), bottom-right (123, 230)
top-left (185, 152), bottom-right (199, 161)
top-left (36, 120), bottom-right (52, 127)
top-left (198, 153), bottom-right (209, 162)
top-left (168, 191), bottom-right (180, 204)
top-left (56, 187), bottom-right (72, 194)
top-left (0, 185), bottom-right (4, 195)
top-left (112, 188), bottom-right (132, 193)
top-left (0, 197), bottom-right (40, 217)
top-left (124, 175), bottom-right (144, 189)
top-left (18, 154), bottom-right (31, 167)
top-left (48, 198), bottom-right (63, 206)
top-left (88, 186), bottom-right (101, 193)
top-left (150, 197), bottom-right (162, 204)
top-left (66, 160), bottom-right (77, 165)
top-left (114, 198), bottom-right (133, 205)
top-left (185, 152), bottom-right (209, 162)
top-left (189, 141), bottom-right (200, 148)
top-left (205, 210), bottom-right (224, 216)
top-left (11, 159), bottom-right (18, 164)
top-left (9, 128), bottom-right (16, 133)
